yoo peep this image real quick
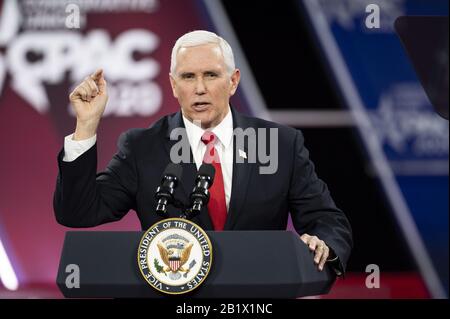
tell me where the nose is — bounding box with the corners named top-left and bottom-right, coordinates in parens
top-left (195, 78), bottom-right (206, 95)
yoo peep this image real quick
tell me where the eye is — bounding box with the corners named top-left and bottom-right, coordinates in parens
top-left (181, 73), bottom-right (195, 80)
top-left (205, 72), bottom-right (218, 78)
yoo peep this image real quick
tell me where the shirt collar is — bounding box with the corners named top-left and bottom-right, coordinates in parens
top-left (182, 107), bottom-right (234, 150)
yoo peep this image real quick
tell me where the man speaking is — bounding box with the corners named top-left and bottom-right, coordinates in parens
top-left (53, 30), bottom-right (352, 274)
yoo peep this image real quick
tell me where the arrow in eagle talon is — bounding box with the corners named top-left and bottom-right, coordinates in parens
top-left (183, 260), bottom-right (197, 278)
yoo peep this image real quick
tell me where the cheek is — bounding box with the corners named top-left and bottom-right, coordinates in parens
top-left (215, 83), bottom-right (232, 98)
top-left (176, 88), bottom-right (191, 101)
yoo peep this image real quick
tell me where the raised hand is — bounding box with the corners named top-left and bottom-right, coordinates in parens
top-left (69, 69), bottom-right (108, 140)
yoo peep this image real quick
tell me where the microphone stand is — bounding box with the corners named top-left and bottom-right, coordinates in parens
top-left (155, 196), bottom-right (198, 221)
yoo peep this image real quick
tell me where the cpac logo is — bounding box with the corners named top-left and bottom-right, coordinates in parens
top-left (0, 0), bottom-right (162, 117)
top-left (370, 83), bottom-right (449, 158)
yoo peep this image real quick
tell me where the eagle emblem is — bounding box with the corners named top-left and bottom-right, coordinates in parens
top-left (155, 234), bottom-right (194, 280)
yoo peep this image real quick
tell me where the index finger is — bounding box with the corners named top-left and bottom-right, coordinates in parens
top-left (299, 234), bottom-right (310, 244)
top-left (90, 69), bottom-right (103, 81)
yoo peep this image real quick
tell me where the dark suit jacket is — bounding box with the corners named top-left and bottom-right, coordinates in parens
top-left (54, 108), bottom-right (352, 272)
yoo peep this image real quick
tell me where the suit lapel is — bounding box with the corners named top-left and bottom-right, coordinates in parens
top-left (163, 112), bottom-right (213, 230)
top-left (224, 109), bottom-right (254, 230)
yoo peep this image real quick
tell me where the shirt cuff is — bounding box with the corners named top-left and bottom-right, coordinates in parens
top-left (326, 255), bottom-right (343, 276)
top-left (63, 133), bottom-right (97, 162)
top-left (327, 255), bottom-right (339, 262)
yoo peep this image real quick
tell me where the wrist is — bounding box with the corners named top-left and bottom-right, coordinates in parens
top-left (74, 120), bottom-right (99, 140)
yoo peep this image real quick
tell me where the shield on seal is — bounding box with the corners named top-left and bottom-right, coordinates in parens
top-left (169, 258), bottom-right (181, 272)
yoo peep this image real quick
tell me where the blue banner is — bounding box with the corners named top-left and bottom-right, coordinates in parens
top-left (303, 0), bottom-right (448, 296)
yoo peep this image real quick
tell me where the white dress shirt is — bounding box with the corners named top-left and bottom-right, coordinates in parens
top-left (63, 108), bottom-right (234, 211)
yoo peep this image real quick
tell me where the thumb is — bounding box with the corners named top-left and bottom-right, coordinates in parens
top-left (91, 68), bottom-right (103, 80)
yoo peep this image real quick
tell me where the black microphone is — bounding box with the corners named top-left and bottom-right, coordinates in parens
top-left (189, 163), bottom-right (215, 217)
top-left (155, 163), bottom-right (182, 216)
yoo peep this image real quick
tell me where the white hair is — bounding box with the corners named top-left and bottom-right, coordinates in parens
top-left (170, 30), bottom-right (236, 75)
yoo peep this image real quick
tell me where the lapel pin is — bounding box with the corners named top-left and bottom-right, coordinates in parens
top-left (239, 149), bottom-right (247, 159)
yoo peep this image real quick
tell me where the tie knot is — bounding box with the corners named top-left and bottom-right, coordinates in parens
top-left (201, 131), bottom-right (216, 145)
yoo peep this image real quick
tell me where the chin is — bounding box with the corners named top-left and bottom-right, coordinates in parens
top-left (200, 119), bottom-right (214, 129)
top-left (192, 113), bottom-right (215, 128)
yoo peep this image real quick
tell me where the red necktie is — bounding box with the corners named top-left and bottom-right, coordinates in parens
top-left (201, 132), bottom-right (227, 231)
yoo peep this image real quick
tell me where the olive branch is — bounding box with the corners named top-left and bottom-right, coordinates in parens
top-left (153, 258), bottom-right (166, 276)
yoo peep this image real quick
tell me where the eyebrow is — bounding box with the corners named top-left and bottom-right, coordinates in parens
top-left (204, 70), bottom-right (219, 75)
top-left (179, 72), bottom-right (195, 78)
top-left (179, 70), bottom-right (221, 77)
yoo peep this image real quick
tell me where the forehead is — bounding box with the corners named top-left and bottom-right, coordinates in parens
top-left (175, 44), bottom-right (226, 73)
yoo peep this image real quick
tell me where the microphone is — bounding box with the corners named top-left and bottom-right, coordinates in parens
top-left (189, 163), bottom-right (215, 217)
top-left (155, 163), bottom-right (182, 216)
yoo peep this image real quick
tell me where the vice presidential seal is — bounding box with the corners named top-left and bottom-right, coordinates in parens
top-left (137, 218), bottom-right (213, 295)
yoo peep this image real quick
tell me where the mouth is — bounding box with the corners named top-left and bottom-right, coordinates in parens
top-left (192, 102), bottom-right (211, 111)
